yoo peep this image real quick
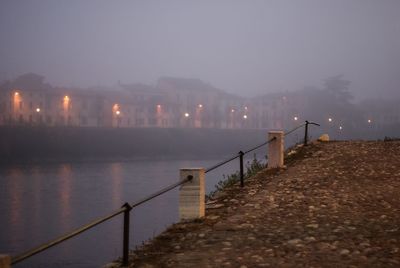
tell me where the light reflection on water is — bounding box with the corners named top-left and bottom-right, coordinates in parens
top-left (0, 152), bottom-right (267, 268)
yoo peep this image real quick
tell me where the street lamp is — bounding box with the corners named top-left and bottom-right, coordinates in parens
top-left (63, 96), bottom-right (70, 110)
top-left (36, 108), bottom-right (41, 113)
top-left (328, 117), bottom-right (333, 122)
top-left (115, 110), bottom-right (122, 127)
top-left (243, 115), bottom-right (248, 119)
top-left (294, 116), bottom-right (298, 121)
top-left (184, 113), bottom-right (189, 118)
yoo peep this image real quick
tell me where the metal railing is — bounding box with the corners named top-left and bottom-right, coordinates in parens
top-left (11, 175), bottom-right (193, 266)
top-left (204, 120), bottom-right (319, 187)
top-left (9, 121), bottom-right (319, 267)
top-left (204, 136), bottom-right (276, 187)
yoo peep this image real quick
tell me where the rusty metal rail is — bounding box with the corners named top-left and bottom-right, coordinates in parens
top-left (11, 175), bottom-right (193, 266)
top-left (10, 121), bottom-right (319, 267)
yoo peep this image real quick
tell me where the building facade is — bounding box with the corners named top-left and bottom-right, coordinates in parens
top-left (4, 74), bottom-right (395, 131)
top-left (1, 76), bottom-right (293, 130)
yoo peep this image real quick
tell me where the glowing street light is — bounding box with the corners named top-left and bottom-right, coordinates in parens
top-left (198, 104), bottom-right (203, 108)
top-left (339, 126), bottom-right (343, 130)
top-left (14, 92), bottom-right (19, 96)
top-left (62, 95), bottom-right (70, 111)
top-left (294, 116), bottom-right (298, 121)
top-left (231, 109), bottom-right (235, 113)
top-left (243, 115), bottom-right (248, 119)
top-left (184, 112), bottom-right (190, 118)
top-left (36, 108), bottom-right (41, 113)
top-left (368, 119), bottom-right (372, 124)
top-left (328, 118), bottom-right (333, 122)
top-left (157, 104), bottom-right (161, 109)
top-left (112, 104), bottom-right (120, 114)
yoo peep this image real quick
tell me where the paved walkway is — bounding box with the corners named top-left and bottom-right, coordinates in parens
top-left (128, 141), bottom-right (400, 267)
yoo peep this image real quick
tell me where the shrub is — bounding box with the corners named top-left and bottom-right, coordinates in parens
top-left (206, 155), bottom-right (265, 200)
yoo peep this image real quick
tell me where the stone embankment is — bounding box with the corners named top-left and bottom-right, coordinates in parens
top-left (128, 141), bottom-right (400, 267)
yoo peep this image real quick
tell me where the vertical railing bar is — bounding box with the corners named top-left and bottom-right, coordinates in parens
top-left (122, 203), bottom-right (132, 266)
top-left (304, 120), bottom-right (309, 146)
top-left (239, 151), bottom-right (244, 187)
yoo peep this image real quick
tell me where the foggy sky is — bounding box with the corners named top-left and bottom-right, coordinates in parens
top-left (0, 0), bottom-right (399, 100)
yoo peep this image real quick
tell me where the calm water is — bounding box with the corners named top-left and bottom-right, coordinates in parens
top-left (0, 153), bottom-right (265, 267)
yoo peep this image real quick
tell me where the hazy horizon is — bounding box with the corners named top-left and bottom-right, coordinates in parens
top-left (1, 0), bottom-right (399, 100)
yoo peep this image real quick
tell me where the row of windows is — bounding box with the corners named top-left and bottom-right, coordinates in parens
top-left (8, 114), bottom-right (172, 127)
top-left (14, 114), bottom-right (73, 124)
top-left (115, 117), bottom-right (169, 127)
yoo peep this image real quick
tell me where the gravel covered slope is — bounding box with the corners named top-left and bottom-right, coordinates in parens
top-left (128, 141), bottom-right (400, 268)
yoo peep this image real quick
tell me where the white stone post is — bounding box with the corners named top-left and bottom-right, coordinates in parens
top-left (268, 131), bottom-right (284, 169)
top-left (179, 168), bottom-right (205, 220)
top-left (0, 255), bottom-right (11, 268)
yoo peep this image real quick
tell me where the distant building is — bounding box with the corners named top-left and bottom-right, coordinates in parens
top-left (0, 75), bottom-right (260, 129)
top-left (359, 99), bottom-right (400, 127)
top-left (8, 73), bottom-right (380, 130)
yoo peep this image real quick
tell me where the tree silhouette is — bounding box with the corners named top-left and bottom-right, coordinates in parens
top-left (324, 75), bottom-right (353, 103)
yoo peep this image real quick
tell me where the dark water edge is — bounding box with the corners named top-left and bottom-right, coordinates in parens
top-left (0, 153), bottom-right (229, 168)
top-left (3, 123), bottom-right (399, 165)
top-left (0, 156), bottom-right (260, 268)
top-left (0, 126), bottom-right (276, 267)
top-left (0, 126), bottom-right (271, 165)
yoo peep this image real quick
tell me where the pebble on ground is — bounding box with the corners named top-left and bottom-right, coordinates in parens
top-left (126, 141), bottom-right (400, 268)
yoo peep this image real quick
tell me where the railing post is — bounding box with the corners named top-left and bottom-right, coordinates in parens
top-left (239, 151), bottom-right (244, 187)
top-left (122, 203), bottom-right (132, 267)
top-left (0, 255), bottom-right (11, 268)
top-left (179, 168), bottom-right (205, 220)
top-left (304, 120), bottom-right (309, 146)
top-left (267, 131), bottom-right (284, 169)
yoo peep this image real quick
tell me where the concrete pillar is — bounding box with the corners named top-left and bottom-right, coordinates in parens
top-left (268, 131), bottom-right (284, 169)
top-left (0, 255), bottom-right (11, 268)
top-left (179, 168), bottom-right (205, 220)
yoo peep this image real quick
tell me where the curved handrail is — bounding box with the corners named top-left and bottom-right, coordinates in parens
top-left (11, 176), bottom-right (193, 265)
top-left (11, 207), bottom-right (127, 265)
top-left (10, 121), bottom-right (319, 266)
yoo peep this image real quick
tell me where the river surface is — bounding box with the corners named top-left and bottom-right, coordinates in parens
top-left (0, 153), bottom-right (266, 267)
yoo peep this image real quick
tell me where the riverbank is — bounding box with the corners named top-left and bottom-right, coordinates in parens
top-left (126, 140), bottom-right (400, 267)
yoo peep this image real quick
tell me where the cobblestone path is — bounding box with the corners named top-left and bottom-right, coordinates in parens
top-left (128, 141), bottom-right (400, 267)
